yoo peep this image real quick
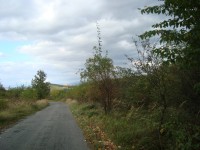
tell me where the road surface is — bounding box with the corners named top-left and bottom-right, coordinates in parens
top-left (0, 102), bottom-right (89, 150)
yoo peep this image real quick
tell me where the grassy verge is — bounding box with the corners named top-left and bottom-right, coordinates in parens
top-left (0, 99), bottom-right (49, 132)
top-left (67, 99), bottom-right (161, 150)
top-left (67, 99), bottom-right (200, 150)
top-left (66, 99), bottom-right (118, 150)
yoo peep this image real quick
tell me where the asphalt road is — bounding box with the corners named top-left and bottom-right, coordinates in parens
top-left (0, 102), bottom-right (89, 150)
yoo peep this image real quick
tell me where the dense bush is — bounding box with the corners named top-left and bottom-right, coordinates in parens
top-left (0, 99), bottom-right (8, 111)
top-left (50, 89), bottom-right (67, 101)
top-left (20, 87), bottom-right (38, 101)
top-left (66, 48), bottom-right (200, 149)
top-left (6, 86), bottom-right (25, 99)
top-left (65, 83), bottom-right (90, 102)
top-left (0, 100), bottom-right (49, 128)
top-left (5, 86), bottom-right (38, 101)
top-left (32, 70), bottom-right (50, 99)
top-left (0, 83), bottom-right (6, 98)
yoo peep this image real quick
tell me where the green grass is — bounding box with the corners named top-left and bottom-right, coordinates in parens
top-left (0, 99), bottom-right (49, 131)
top-left (67, 100), bottom-right (200, 150)
top-left (67, 100), bottom-right (160, 150)
top-left (68, 101), bottom-right (116, 149)
top-left (50, 84), bottom-right (69, 91)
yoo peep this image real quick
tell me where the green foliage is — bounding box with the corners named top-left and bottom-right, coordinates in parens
top-left (5, 86), bottom-right (38, 101)
top-left (140, 0), bottom-right (200, 40)
top-left (80, 25), bottom-right (116, 113)
top-left (50, 89), bottom-right (67, 101)
top-left (65, 83), bottom-right (91, 102)
top-left (32, 70), bottom-right (50, 99)
top-left (194, 82), bottom-right (200, 95)
top-left (140, 0), bottom-right (200, 66)
top-left (161, 108), bottom-right (200, 150)
top-left (141, 0), bottom-right (200, 112)
top-left (0, 99), bottom-right (8, 111)
top-left (0, 83), bottom-right (6, 98)
top-left (20, 87), bottom-right (37, 101)
top-left (70, 101), bottom-right (200, 150)
top-left (70, 36), bottom-right (200, 149)
top-left (6, 86), bottom-right (25, 99)
top-left (0, 100), bottom-right (48, 128)
top-left (115, 69), bottom-right (152, 109)
top-left (62, 5), bottom-right (200, 149)
top-left (140, 0), bottom-right (200, 114)
top-left (139, 3), bottom-right (200, 112)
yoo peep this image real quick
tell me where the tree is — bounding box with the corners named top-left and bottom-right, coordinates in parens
top-left (139, 0), bottom-right (200, 65)
top-left (138, 2), bottom-right (200, 148)
top-left (31, 70), bottom-right (50, 99)
top-left (80, 24), bottom-right (116, 113)
top-left (0, 82), bottom-right (6, 98)
top-left (139, 0), bottom-right (200, 113)
top-left (129, 39), bottom-right (173, 149)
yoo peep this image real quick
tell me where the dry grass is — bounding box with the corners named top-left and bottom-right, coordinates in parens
top-left (66, 98), bottom-right (78, 105)
top-left (68, 102), bottom-right (119, 150)
top-left (0, 99), bottom-right (49, 132)
top-left (35, 99), bottom-right (49, 108)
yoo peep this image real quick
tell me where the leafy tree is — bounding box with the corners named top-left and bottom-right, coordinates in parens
top-left (31, 70), bottom-right (50, 99)
top-left (0, 82), bottom-right (5, 90)
top-left (139, 0), bottom-right (200, 113)
top-left (20, 87), bottom-right (37, 101)
top-left (6, 85), bottom-right (25, 99)
top-left (0, 82), bottom-right (6, 98)
top-left (140, 0), bottom-right (200, 65)
top-left (130, 39), bottom-right (171, 149)
top-left (138, 2), bottom-right (200, 148)
top-left (80, 25), bottom-right (116, 113)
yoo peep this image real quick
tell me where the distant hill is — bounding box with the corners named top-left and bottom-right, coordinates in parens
top-left (50, 84), bottom-right (73, 91)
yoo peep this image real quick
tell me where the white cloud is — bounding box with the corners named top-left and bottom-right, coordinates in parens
top-left (0, 0), bottom-right (166, 87)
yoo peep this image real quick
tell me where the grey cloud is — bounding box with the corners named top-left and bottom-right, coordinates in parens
top-left (0, 0), bottom-right (36, 19)
top-left (0, 0), bottom-right (167, 86)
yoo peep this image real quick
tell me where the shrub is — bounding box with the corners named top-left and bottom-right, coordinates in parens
top-left (20, 88), bottom-right (38, 101)
top-left (0, 83), bottom-right (6, 98)
top-left (31, 70), bottom-right (50, 99)
top-left (34, 99), bottom-right (49, 109)
top-left (50, 89), bottom-right (67, 101)
top-left (0, 99), bottom-right (8, 111)
top-left (6, 86), bottom-right (25, 99)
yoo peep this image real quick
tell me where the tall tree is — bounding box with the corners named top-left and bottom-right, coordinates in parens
top-left (80, 24), bottom-right (116, 113)
top-left (0, 82), bottom-right (6, 98)
top-left (140, 0), bottom-right (200, 65)
top-left (32, 70), bottom-right (50, 99)
top-left (139, 0), bottom-right (200, 112)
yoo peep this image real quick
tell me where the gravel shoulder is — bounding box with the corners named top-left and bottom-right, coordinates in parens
top-left (0, 102), bottom-right (89, 150)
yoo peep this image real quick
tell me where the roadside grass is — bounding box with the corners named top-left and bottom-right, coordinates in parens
top-left (67, 100), bottom-right (117, 150)
top-left (67, 99), bottom-right (161, 150)
top-left (0, 99), bottom-right (49, 132)
top-left (67, 99), bottom-right (200, 150)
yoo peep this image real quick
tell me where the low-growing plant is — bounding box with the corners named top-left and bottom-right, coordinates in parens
top-left (0, 83), bottom-right (6, 98)
top-left (6, 86), bottom-right (25, 99)
top-left (0, 99), bottom-right (8, 111)
top-left (20, 87), bottom-right (38, 101)
top-left (34, 99), bottom-right (49, 109)
top-left (0, 100), bottom-right (49, 131)
top-left (65, 83), bottom-right (90, 102)
top-left (50, 89), bottom-right (67, 101)
top-left (68, 99), bottom-right (200, 150)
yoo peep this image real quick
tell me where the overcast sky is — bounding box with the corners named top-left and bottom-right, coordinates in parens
top-left (0, 0), bottom-right (164, 87)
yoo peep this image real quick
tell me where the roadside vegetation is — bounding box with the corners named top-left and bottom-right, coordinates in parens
top-left (54, 1), bottom-right (200, 149)
top-left (0, 70), bottom-right (50, 132)
top-left (1, 0), bottom-right (199, 149)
